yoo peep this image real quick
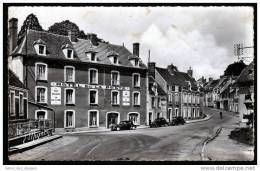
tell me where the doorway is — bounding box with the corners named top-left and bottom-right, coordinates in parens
top-left (107, 112), bottom-right (119, 128)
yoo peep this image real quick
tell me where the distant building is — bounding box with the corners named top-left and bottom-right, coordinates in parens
top-left (8, 69), bottom-right (28, 124)
top-left (147, 76), bottom-right (167, 124)
top-left (236, 61), bottom-right (254, 125)
top-left (148, 63), bottom-right (203, 121)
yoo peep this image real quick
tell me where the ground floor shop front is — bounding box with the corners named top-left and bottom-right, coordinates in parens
top-left (29, 107), bottom-right (146, 129)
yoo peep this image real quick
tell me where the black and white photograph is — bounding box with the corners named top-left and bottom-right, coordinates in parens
top-left (2, 2), bottom-right (257, 167)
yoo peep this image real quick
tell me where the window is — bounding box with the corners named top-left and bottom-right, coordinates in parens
top-left (151, 97), bottom-right (155, 108)
top-left (168, 93), bottom-right (172, 103)
top-left (89, 89), bottom-right (98, 105)
top-left (19, 93), bottom-right (24, 116)
top-left (64, 110), bottom-right (75, 128)
top-left (9, 91), bottom-right (15, 116)
top-left (134, 59), bottom-right (139, 67)
top-left (133, 73), bottom-right (140, 87)
top-left (129, 113), bottom-right (139, 125)
top-left (36, 86), bottom-right (47, 103)
top-left (111, 71), bottom-right (120, 85)
top-left (113, 56), bottom-right (118, 64)
top-left (91, 53), bottom-right (96, 61)
top-left (89, 69), bottom-right (98, 84)
top-left (175, 85), bottom-right (179, 92)
top-left (157, 97), bottom-right (161, 107)
top-left (111, 91), bottom-right (120, 105)
top-left (64, 66), bottom-right (75, 82)
top-left (175, 93), bottom-right (179, 103)
top-left (65, 88), bottom-right (75, 105)
top-left (67, 49), bottom-right (73, 59)
top-left (133, 92), bottom-right (140, 106)
top-left (36, 63), bottom-right (47, 80)
top-left (39, 45), bottom-right (45, 55)
top-left (35, 110), bottom-right (47, 120)
top-left (88, 110), bottom-right (99, 127)
top-left (167, 108), bottom-right (172, 120)
top-left (175, 108), bottom-right (179, 117)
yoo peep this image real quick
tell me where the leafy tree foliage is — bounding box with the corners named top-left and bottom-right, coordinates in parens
top-left (224, 60), bottom-right (247, 76)
top-left (18, 13), bottom-right (44, 39)
top-left (48, 20), bottom-right (87, 39)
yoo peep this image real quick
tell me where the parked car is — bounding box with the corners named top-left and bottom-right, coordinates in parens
top-left (150, 117), bottom-right (168, 128)
top-left (169, 116), bottom-right (185, 126)
top-left (110, 121), bottom-right (137, 131)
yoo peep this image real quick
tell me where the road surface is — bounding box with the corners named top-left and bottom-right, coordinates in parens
top-left (9, 108), bottom-right (238, 161)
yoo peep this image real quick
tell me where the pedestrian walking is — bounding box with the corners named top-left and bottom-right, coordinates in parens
top-left (220, 112), bottom-right (223, 119)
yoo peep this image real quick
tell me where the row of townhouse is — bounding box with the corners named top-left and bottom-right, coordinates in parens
top-left (7, 18), bottom-right (204, 130)
top-left (203, 61), bottom-right (255, 125)
top-left (148, 63), bottom-right (204, 121)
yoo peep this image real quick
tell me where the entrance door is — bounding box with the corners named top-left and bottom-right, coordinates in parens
top-left (89, 111), bottom-right (98, 127)
top-left (129, 113), bottom-right (138, 125)
top-left (107, 113), bottom-right (119, 128)
top-left (192, 108), bottom-right (195, 118)
top-left (148, 112), bottom-right (152, 125)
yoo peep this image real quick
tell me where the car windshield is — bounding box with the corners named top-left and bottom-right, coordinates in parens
top-left (120, 121), bottom-right (128, 124)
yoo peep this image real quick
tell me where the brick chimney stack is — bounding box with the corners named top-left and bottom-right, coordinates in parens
top-left (187, 66), bottom-right (193, 77)
top-left (133, 43), bottom-right (140, 57)
top-left (68, 30), bottom-right (77, 42)
top-left (86, 33), bottom-right (98, 46)
top-left (148, 62), bottom-right (156, 78)
top-left (9, 18), bottom-right (18, 55)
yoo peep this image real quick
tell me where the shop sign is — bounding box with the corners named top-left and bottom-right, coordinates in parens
top-left (122, 90), bottom-right (130, 106)
top-left (51, 82), bottom-right (130, 91)
top-left (51, 87), bottom-right (61, 105)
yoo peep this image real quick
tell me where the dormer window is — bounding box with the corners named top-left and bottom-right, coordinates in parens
top-left (107, 51), bottom-right (119, 65)
top-left (134, 59), bottom-right (139, 67)
top-left (67, 49), bottom-right (73, 59)
top-left (113, 56), bottom-right (118, 64)
top-left (33, 39), bottom-right (47, 56)
top-left (39, 45), bottom-right (45, 55)
top-left (61, 44), bottom-right (74, 59)
top-left (129, 55), bottom-right (140, 67)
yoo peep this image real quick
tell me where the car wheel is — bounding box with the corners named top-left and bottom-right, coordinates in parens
top-left (116, 127), bottom-right (120, 131)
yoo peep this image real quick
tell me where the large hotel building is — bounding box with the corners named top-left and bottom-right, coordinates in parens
top-left (8, 18), bottom-right (147, 129)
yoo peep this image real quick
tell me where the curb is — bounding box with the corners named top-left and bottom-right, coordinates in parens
top-left (186, 114), bottom-right (212, 124)
top-left (8, 135), bottom-right (63, 155)
top-left (201, 127), bottom-right (222, 161)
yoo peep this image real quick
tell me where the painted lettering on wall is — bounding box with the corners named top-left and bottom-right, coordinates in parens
top-left (51, 82), bottom-right (130, 91)
top-left (51, 87), bottom-right (61, 105)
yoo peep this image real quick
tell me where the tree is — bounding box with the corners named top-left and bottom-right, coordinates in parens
top-left (18, 13), bottom-right (44, 40)
top-left (224, 60), bottom-right (247, 76)
top-left (48, 20), bottom-right (86, 38)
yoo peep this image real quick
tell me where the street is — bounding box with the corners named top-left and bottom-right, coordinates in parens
top-left (9, 108), bottom-right (252, 161)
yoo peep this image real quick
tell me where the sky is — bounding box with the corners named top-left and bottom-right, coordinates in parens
top-left (8, 6), bottom-right (254, 80)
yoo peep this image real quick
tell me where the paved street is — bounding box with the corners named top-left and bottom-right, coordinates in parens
top-left (9, 107), bottom-right (252, 161)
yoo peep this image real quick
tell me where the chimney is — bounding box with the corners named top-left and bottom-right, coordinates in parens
top-left (148, 62), bottom-right (156, 78)
top-left (68, 30), bottom-right (77, 42)
top-left (133, 42), bottom-right (139, 57)
top-left (187, 66), bottom-right (193, 77)
top-left (87, 33), bottom-right (98, 46)
top-left (9, 18), bottom-right (18, 55)
top-left (167, 64), bottom-right (176, 75)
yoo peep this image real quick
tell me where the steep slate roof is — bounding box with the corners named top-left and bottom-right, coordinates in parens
top-left (237, 61), bottom-right (254, 84)
top-left (148, 76), bottom-right (167, 96)
top-left (204, 79), bottom-right (219, 91)
top-left (9, 69), bottom-right (27, 89)
top-left (155, 67), bottom-right (197, 89)
top-left (12, 29), bottom-right (80, 61)
top-left (73, 38), bottom-right (147, 68)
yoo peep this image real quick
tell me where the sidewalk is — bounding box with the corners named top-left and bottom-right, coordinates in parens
top-left (55, 125), bottom-right (150, 135)
top-left (56, 116), bottom-right (211, 135)
top-left (203, 110), bottom-right (254, 161)
top-left (9, 134), bottom-right (62, 155)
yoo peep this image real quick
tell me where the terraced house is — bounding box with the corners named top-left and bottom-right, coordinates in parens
top-left (148, 63), bottom-right (203, 121)
top-left (8, 18), bottom-right (148, 130)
